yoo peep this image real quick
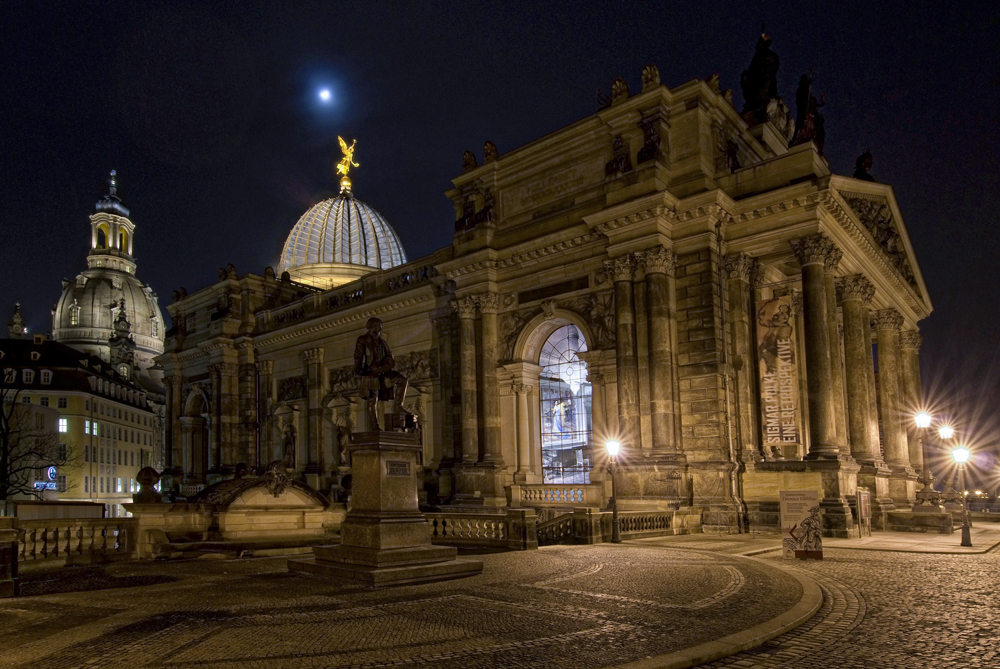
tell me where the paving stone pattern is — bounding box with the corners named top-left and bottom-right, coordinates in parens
top-left (0, 545), bottom-right (802, 669)
top-left (695, 547), bottom-right (1000, 669)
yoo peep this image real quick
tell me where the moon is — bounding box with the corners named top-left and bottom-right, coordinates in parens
top-left (318, 88), bottom-right (332, 102)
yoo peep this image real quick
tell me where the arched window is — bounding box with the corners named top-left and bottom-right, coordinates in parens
top-left (539, 324), bottom-right (592, 484)
top-left (96, 225), bottom-right (109, 249)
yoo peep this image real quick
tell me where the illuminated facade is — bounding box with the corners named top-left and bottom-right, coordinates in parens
top-left (0, 336), bottom-right (157, 516)
top-left (51, 173), bottom-right (166, 389)
top-left (159, 61), bottom-right (931, 536)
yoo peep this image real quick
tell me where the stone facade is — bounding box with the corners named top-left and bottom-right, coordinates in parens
top-left (158, 64), bottom-right (931, 537)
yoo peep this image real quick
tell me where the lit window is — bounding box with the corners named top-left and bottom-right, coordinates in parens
top-left (539, 325), bottom-right (593, 485)
top-left (40, 370), bottom-right (52, 384)
top-left (22, 370), bottom-right (34, 383)
top-left (40, 396), bottom-right (49, 407)
top-left (58, 397), bottom-right (67, 409)
top-left (58, 418), bottom-right (68, 433)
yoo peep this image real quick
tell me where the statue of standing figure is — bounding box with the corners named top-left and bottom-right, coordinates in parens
top-left (354, 317), bottom-right (410, 430)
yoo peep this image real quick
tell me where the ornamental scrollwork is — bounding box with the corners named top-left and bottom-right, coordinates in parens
top-left (843, 195), bottom-right (917, 289)
top-left (500, 310), bottom-right (529, 363)
top-left (569, 290), bottom-right (616, 349)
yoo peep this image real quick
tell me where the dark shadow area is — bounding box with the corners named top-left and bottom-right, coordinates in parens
top-left (19, 565), bottom-right (178, 597)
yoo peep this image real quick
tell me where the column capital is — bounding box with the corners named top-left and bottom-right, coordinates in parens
top-left (723, 252), bottom-right (761, 284)
top-left (451, 296), bottom-right (478, 319)
top-left (256, 359), bottom-right (274, 374)
top-left (477, 292), bottom-right (500, 314)
top-left (512, 383), bottom-right (532, 395)
top-left (604, 254), bottom-right (636, 282)
top-left (301, 347), bottom-right (325, 364)
top-left (790, 233), bottom-right (837, 266)
top-left (641, 246), bottom-right (676, 276)
top-left (836, 274), bottom-right (875, 303)
top-left (871, 308), bottom-right (904, 331)
top-left (900, 330), bottom-right (922, 351)
top-left (588, 371), bottom-right (606, 385)
top-left (209, 362), bottom-right (238, 376)
top-left (824, 245), bottom-right (843, 272)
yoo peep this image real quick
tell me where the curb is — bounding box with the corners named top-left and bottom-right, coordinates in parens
top-left (606, 552), bottom-right (823, 669)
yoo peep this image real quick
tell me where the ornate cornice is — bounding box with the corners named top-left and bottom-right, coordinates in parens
top-left (900, 330), bottom-right (922, 351)
top-left (871, 308), bottom-right (904, 332)
top-left (495, 231), bottom-right (601, 270)
top-left (789, 233), bottom-right (836, 266)
top-left (642, 246), bottom-right (676, 276)
top-left (604, 255), bottom-right (636, 283)
top-left (451, 296), bottom-right (478, 319)
top-left (836, 274), bottom-right (876, 304)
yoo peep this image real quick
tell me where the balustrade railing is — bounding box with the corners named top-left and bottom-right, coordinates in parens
top-left (428, 512), bottom-right (508, 548)
top-left (16, 519), bottom-right (136, 565)
top-left (536, 513), bottom-right (575, 546)
top-left (517, 483), bottom-right (602, 506)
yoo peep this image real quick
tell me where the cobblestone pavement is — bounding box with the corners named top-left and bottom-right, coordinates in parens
top-left (686, 543), bottom-right (1000, 668)
top-left (0, 545), bottom-right (805, 669)
top-left (5, 536), bottom-right (999, 669)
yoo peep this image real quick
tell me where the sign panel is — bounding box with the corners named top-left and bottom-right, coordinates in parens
top-left (386, 461), bottom-right (410, 477)
top-left (779, 490), bottom-right (823, 559)
top-left (757, 296), bottom-right (801, 449)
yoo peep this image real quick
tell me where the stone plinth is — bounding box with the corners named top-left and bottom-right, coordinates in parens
top-left (886, 511), bottom-right (954, 534)
top-left (289, 431), bottom-right (482, 587)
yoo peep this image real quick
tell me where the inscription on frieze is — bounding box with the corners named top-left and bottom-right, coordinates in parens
top-left (501, 156), bottom-right (604, 219)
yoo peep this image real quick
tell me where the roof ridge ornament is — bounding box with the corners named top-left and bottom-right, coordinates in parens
top-left (95, 168), bottom-right (130, 216)
top-left (336, 136), bottom-right (359, 193)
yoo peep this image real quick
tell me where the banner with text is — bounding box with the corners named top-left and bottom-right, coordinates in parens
top-left (757, 295), bottom-right (801, 449)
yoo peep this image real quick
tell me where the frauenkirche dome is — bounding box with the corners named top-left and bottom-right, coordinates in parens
top-left (277, 138), bottom-right (407, 289)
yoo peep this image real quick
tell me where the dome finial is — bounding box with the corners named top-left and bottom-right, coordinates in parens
top-left (109, 169), bottom-right (118, 196)
top-left (336, 136), bottom-right (359, 193)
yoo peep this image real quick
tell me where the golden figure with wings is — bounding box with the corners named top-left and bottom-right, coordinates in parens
top-left (337, 136), bottom-right (359, 176)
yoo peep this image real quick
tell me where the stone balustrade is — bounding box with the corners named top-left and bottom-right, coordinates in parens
top-left (427, 508), bottom-right (538, 551)
top-left (513, 483), bottom-right (603, 506)
top-left (15, 518), bottom-right (136, 565)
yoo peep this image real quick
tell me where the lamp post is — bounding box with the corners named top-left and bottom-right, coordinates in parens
top-left (606, 440), bottom-right (622, 543)
top-left (913, 412), bottom-right (938, 508)
top-left (938, 425), bottom-right (961, 507)
top-left (952, 446), bottom-right (972, 547)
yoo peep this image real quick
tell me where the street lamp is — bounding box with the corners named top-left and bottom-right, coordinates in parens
top-left (605, 440), bottom-right (622, 543)
top-left (913, 412), bottom-right (938, 508)
top-left (938, 425), bottom-right (960, 505)
top-left (952, 446), bottom-right (972, 547)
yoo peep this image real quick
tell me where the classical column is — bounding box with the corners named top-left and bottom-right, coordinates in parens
top-left (208, 365), bottom-right (223, 472)
top-left (789, 234), bottom-right (840, 457)
top-left (871, 309), bottom-right (913, 475)
top-left (606, 254), bottom-right (640, 449)
top-left (514, 383), bottom-right (532, 482)
top-left (256, 359), bottom-right (274, 469)
top-left (838, 275), bottom-right (880, 463)
top-left (302, 347), bottom-right (326, 485)
top-left (643, 246), bottom-right (679, 457)
top-left (724, 252), bottom-right (761, 461)
top-left (823, 248), bottom-right (849, 448)
top-left (478, 292), bottom-right (504, 465)
top-left (452, 297), bottom-right (479, 464)
top-left (900, 330), bottom-right (924, 474)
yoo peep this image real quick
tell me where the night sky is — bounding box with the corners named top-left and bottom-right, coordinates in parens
top-left (3, 2), bottom-right (999, 476)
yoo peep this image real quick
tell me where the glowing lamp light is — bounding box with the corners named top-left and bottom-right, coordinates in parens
top-left (914, 412), bottom-right (932, 428)
top-left (318, 88), bottom-right (332, 102)
top-left (952, 447), bottom-right (971, 464)
top-left (605, 440), bottom-right (621, 458)
top-left (938, 425), bottom-right (955, 440)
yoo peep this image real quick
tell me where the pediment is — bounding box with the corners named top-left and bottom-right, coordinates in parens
top-left (839, 190), bottom-right (918, 293)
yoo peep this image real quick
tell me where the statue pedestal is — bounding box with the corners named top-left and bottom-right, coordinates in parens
top-left (289, 431), bottom-right (481, 587)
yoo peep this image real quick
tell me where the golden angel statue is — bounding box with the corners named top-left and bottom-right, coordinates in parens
top-left (336, 136), bottom-right (359, 177)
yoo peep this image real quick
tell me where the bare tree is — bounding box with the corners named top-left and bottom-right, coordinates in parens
top-left (0, 384), bottom-right (78, 501)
